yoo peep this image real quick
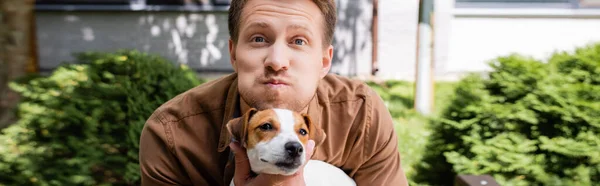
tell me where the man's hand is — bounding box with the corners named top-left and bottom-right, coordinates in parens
top-left (229, 140), bottom-right (316, 186)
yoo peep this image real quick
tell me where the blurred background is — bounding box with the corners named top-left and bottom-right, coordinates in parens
top-left (1, 0), bottom-right (599, 185)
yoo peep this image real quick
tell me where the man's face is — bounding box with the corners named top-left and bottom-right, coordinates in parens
top-left (229, 0), bottom-right (333, 111)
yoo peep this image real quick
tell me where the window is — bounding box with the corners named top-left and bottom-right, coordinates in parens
top-left (35, 0), bottom-right (231, 11)
top-left (36, 0), bottom-right (129, 4)
top-left (35, 0), bottom-right (231, 6)
top-left (579, 0), bottom-right (600, 8)
top-left (144, 0), bottom-right (231, 5)
top-left (455, 0), bottom-right (600, 8)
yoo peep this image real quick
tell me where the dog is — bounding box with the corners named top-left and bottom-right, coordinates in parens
top-left (227, 108), bottom-right (356, 186)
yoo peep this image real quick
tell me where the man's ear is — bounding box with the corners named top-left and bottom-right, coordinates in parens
top-left (302, 113), bottom-right (326, 147)
top-left (229, 39), bottom-right (238, 72)
top-left (226, 108), bottom-right (258, 147)
top-left (320, 45), bottom-right (333, 78)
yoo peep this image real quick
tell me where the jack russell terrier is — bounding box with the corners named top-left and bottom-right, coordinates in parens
top-left (227, 108), bottom-right (356, 186)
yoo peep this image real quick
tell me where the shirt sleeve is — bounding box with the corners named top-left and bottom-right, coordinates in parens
top-left (352, 89), bottom-right (409, 186)
top-left (139, 112), bottom-right (192, 186)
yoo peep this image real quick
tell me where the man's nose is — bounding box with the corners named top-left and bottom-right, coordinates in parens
top-left (264, 42), bottom-right (290, 72)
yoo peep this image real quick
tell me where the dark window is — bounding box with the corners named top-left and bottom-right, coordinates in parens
top-left (145, 0), bottom-right (230, 5)
top-left (36, 0), bottom-right (230, 5)
top-left (36, 0), bottom-right (129, 4)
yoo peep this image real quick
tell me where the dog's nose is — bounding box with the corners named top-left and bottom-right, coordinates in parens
top-left (284, 142), bottom-right (303, 157)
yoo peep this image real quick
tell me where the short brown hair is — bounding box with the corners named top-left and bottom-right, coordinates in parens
top-left (228, 0), bottom-right (337, 47)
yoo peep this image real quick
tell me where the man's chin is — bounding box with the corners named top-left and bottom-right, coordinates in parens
top-left (252, 98), bottom-right (302, 111)
top-left (254, 101), bottom-right (289, 110)
top-left (241, 90), bottom-right (305, 111)
top-left (264, 85), bottom-right (294, 96)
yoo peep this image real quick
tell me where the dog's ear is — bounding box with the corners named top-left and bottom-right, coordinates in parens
top-left (226, 108), bottom-right (257, 147)
top-left (301, 113), bottom-right (326, 147)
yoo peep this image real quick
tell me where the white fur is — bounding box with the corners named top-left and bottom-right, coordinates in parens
top-left (231, 109), bottom-right (356, 186)
top-left (303, 160), bottom-right (357, 186)
top-left (230, 159), bottom-right (357, 186)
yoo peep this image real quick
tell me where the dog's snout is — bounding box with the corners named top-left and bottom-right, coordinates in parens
top-left (284, 142), bottom-right (303, 157)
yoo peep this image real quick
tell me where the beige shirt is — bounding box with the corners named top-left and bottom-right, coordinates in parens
top-left (139, 73), bottom-right (409, 186)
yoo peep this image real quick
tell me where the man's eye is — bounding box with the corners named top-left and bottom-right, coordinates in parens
top-left (294, 39), bottom-right (305, 45)
top-left (253, 37), bottom-right (265, 43)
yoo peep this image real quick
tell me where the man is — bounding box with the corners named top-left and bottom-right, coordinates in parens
top-left (138, 0), bottom-right (408, 185)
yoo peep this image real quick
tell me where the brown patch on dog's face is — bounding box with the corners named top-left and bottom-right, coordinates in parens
top-left (246, 109), bottom-right (281, 149)
top-left (293, 113), bottom-right (311, 146)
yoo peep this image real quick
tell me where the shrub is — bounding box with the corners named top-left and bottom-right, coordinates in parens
top-left (415, 43), bottom-right (600, 186)
top-left (366, 80), bottom-right (416, 118)
top-left (0, 50), bottom-right (202, 186)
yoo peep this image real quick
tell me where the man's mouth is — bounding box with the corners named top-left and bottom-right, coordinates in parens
top-left (264, 79), bottom-right (289, 87)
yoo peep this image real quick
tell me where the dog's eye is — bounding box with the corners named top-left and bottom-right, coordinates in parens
top-left (299, 129), bottom-right (307, 136)
top-left (259, 123), bottom-right (273, 130)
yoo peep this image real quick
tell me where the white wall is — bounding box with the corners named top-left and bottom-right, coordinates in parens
top-left (330, 0), bottom-right (373, 77)
top-left (445, 16), bottom-right (600, 73)
top-left (376, 0), bottom-right (419, 81)
top-left (375, 1), bottom-right (600, 81)
top-left (440, 8), bottom-right (600, 81)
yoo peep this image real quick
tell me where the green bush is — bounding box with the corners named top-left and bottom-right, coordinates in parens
top-left (0, 50), bottom-right (202, 186)
top-left (366, 80), bottom-right (416, 118)
top-left (415, 43), bottom-right (600, 186)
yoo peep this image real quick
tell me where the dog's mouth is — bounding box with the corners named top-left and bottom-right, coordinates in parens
top-left (274, 159), bottom-right (302, 169)
top-left (259, 158), bottom-right (301, 168)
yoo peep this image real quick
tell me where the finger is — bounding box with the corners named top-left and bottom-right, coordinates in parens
top-left (295, 140), bottom-right (316, 176)
top-left (229, 142), bottom-right (251, 183)
top-left (305, 139), bottom-right (315, 162)
top-left (252, 172), bottom-right (286, 185)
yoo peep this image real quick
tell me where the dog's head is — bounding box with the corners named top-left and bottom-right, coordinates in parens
top-left (226, 108), bottom-right (325, 175)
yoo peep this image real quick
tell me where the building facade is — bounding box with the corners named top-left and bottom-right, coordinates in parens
top-left (34, 0), bottom-right (600, 81)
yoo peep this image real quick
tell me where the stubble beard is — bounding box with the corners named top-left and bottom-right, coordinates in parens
top-left (239, 87), bottom-right (308, 112)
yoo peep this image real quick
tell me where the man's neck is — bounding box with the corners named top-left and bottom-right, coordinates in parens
top-left (240, 98), bottom-right (309, 115)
